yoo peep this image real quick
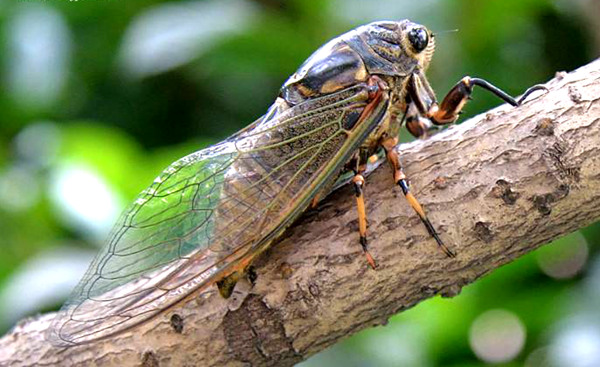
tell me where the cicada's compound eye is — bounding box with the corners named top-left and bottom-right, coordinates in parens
top-left (408, 27), bottom-right (429, 53)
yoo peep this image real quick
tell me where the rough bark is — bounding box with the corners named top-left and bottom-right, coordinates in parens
top-left (1, 59), bottom-right (600, 367)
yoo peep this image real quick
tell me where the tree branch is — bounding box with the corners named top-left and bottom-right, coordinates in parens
top-left (2, 59), bottom-right (600, 367)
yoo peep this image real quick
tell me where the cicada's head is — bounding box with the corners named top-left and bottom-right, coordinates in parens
top-left (358, 20), bottom-right (436, 75)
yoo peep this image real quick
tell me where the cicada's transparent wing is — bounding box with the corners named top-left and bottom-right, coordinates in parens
top-left (47, 142), bottom-right (240, 346)
top-left (48, 83), bottom-right (380, 346)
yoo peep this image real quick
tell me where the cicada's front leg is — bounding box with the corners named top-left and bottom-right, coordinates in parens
top-left (404, 102), bottom-right (436, 139)
top-left (380, 136), bottom-right (456, 258)
top-left (428, 77), bottom-right (547, 125)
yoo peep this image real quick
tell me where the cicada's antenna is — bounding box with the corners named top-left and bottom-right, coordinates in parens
top-left (431, 29), bottom-right (459, 38)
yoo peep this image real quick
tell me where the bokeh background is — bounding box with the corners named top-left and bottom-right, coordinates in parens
top-left (0, 0), bottom-right (599, 366)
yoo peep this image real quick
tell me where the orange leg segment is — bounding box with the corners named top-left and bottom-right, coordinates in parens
top-left (352, 174), bottom-right (377, 269)
top-left (382, 138), bottom-right (456, 258)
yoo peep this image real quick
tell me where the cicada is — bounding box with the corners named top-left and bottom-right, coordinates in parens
top-left (48, 20), bottom-right (544, 346)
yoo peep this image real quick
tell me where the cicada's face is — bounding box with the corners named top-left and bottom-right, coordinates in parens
top-left (280, 20), bottom-right (435, 106)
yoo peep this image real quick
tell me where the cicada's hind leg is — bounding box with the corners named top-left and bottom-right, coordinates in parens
top-left (381, 137), bottom-right (455, 258)
top-left (216, 251), bottom-right (262, 298)
top-left (352, 172), bottom-right (377, 269)
top-left (216, 271), bottom-right (242, 299)
top-left (345, 149), bottom-right (378, 269)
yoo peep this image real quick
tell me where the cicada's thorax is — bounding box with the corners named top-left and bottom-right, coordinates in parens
top-left (278, 20), bottom-right (437, 162)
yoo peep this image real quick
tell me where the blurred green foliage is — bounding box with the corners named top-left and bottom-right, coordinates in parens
top-left (0, 0), bottom-right (598, 366)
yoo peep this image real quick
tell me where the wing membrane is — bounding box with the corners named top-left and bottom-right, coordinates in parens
top-left (48, 84), bottom-right (377, 345)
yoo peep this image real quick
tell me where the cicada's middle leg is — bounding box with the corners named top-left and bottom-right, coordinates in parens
top-left (381, 137), bottom-right (456, 258)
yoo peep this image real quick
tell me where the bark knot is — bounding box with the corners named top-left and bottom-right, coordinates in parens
top-left (474, 221), bottom-right (494, 243)
top-left (141, 351), bottom-right (159, 367)
top-left (490, 179), bottom-right (520, 205)
top-left (170, 314), bottom-right (184, 334)
top-left (223, 295), bottom-right (301, 366)
top-left (534, 117), bottom-right (555, 136)
top-left (568, 85), bottom-right (582, 103)
top-left (530, 184), bottom-right (570, 216)
top-left (433, 176), bottom-right (449, 190)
